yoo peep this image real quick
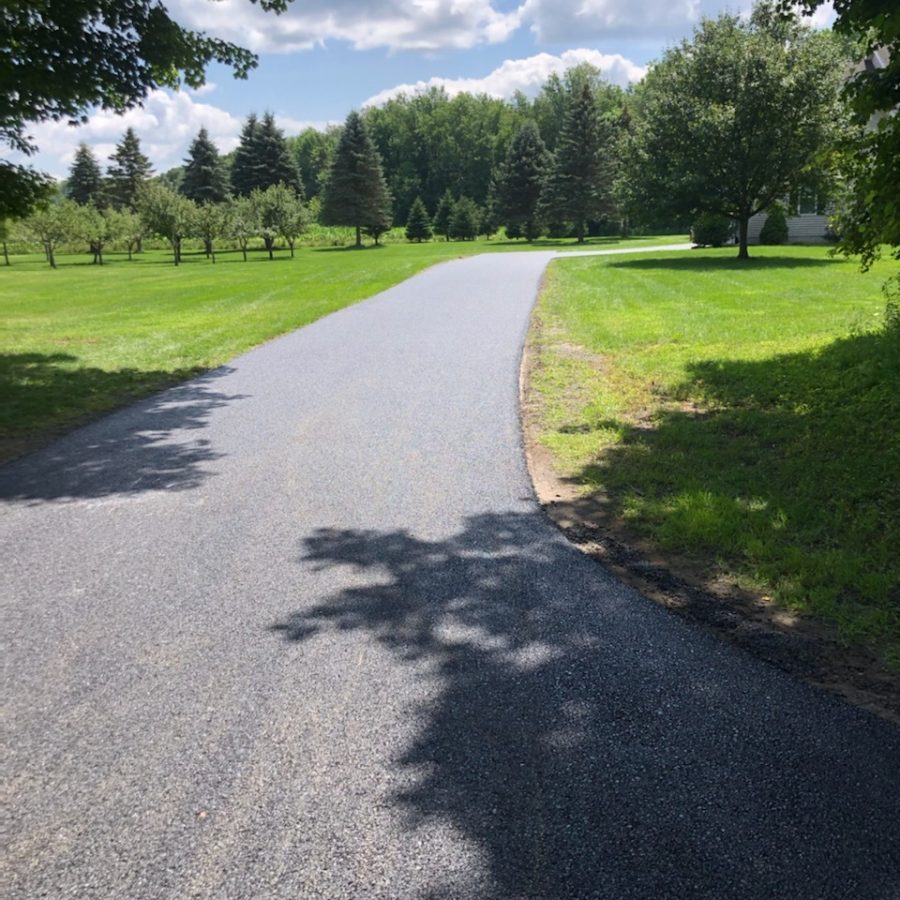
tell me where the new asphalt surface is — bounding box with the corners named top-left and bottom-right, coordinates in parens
top-left (2, 248), bottom-right (899, 899)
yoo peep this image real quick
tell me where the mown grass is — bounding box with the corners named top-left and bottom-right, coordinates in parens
top-left (0, 233), bottom-right (677, 459)
top-left (531, 246), bottom-right (899, 667)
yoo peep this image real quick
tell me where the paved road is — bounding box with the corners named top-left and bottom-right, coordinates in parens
top-left (2, 249), bottom-right (899, 899)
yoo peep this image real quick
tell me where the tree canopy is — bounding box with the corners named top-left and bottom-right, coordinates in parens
top-left (181, 128), bottom-right (229, 205)
top-left (624, 3), bottom-right (850, 257)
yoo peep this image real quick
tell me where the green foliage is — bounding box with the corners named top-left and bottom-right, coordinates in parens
top-left (321, 111), bottom-right (393, 247)
top-left (104, 208), bottom-right (144, 259)
top-left (691, 213), bottom-right (733, 247)
top-left (180, 127), bottom-right (229, 204)
top-left (0, 162), bottom-right (54, 221)
top-left (66, 144), bottom-right (105, 207)
top-left (193, 201), bottom-right (227, 261)
top-left (404, 196), bottom-right (432, 242)
top-left (250, 184), bottom-right (307, 258)
top-left (495, 120), bottom-right (549, 242)
top-left (433, 190), bottom-right (454, 241)
top-left (624, 4), bottom-right (851, 258)
top-left (21, 200), bottom-right (80, 268)
top-left (136, 182), bottom-right (196, 265)
top-left (449, 196), bottom-right (479, 241)
top-left (230, 114), bottom-right (261, 198)
top-left (759, 202), bottom-right (789, 245)
top-left (541, 82), bottom-right (613, 243)
top-left (225, 196), bottom-right (259, 261)
top-left (229, 113), bottom-right (301, 198)
top-left (533, 247), bottom-right (899, 665)
top-left (107, 128), bottom-right (153, 211)
top-left (289, 127), bottom-right (339, 200)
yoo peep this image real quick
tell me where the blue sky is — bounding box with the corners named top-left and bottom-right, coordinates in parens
top-left (13, 0), bottom-right (833, 178)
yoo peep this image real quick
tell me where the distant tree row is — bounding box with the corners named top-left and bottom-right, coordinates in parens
top-left (12, 3), bottom-right (858, 263)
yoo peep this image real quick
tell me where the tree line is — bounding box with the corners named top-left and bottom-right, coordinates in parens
top-left (6, 3), bottom-right (874, 265)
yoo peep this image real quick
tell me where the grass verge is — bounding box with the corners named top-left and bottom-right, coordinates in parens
top-left (528, 246), bottom-right (899, 669)
top-left (0, 234), bottom-right (677, 460)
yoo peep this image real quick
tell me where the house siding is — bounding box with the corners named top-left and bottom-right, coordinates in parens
top-left (748, 212), bottom-right (830, 244)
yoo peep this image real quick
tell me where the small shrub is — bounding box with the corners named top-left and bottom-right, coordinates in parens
top-left (760, 203), bottom-right (789, 245)
top-left (691, 213), bottom-right (732, 247)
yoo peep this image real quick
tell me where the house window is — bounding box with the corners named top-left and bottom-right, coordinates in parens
top-left (798, 188), bottom-right (817, 215)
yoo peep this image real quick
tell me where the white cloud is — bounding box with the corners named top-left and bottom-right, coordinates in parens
top-left (365, 49), bottom-right (646, 106)
top-left (166, 0), bottom-right (521, 52)
top-left (9, 89), bottom-right (328, 179)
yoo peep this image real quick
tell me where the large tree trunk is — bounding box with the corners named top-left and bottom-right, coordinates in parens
top-left (265, 236), bottom-right (274, 260)
top-left (241, 244), bottom-right (248, 262)
top-left (172, 237), bottom-right (180, 266)
top-left (2, 242), bottom-right (9, 265)
top-left (204, 238), bottom-right (212, 258)
top-left (737, 216), bottom-right (750, 260)
top-left (47, 243), bottom-right (56, 269)
top-left (355, 225), bottom-right (362, 249)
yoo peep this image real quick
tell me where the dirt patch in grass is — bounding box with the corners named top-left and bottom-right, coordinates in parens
top-left (521, 337), bottom-right (900, 726)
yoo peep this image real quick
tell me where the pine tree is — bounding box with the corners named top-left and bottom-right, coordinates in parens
top-left (449, 196), bottom-right (479, 240)
top-left (433, 189), bottom-right (454, 241)
top-left (495, 121), bottom-right (549, 242)
top-left (254, 112), bottom-right (302, 195)
top-left (181, 127), bottom-right (229, 204)
top-left (231, 114), bottom-right (261, 198)
top-left (321, 111), bottom-right (393, 248)
top-left (67, 143), bottom-right (104, 207)
top-left (541, 83), bottom-right (612, 243)
top-left (107, 127), bottom-right (153, 211)
top-left (405, 196), bottom-right (432, 242)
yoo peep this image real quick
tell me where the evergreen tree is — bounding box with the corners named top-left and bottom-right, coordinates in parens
top-left (541, 83), bottom-right (612, 243)
top-left (321, 111), bottom-right (393, 248)
top-left (495, 121), bottom-right (549, 242)
top-left (432, 189), bottom-right (454, 241)
top-left (405, 196), bottom-right (432, 242)
top-left (66, 143), bottom-right (104, 207)
top-left (107, 127), bottom-right (153, 210)
top-left (449, 196), bottom-right (479, 240)
top-left (181, 127), bottom-right (229, 204)
top-left (231, 114), bottom-right (261, 198)
top-left (254, 112), bottom-right (302, 194)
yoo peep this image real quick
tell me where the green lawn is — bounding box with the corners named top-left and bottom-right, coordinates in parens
top-left (0, 234), bottom-right (677, 460)
top-left (531, 246), bottom-right (899, 667)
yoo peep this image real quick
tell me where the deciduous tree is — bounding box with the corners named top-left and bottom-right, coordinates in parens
top-left (137, 182), bottom-right (196, 265)
top-left (624, 4), bottom-right (849, 258)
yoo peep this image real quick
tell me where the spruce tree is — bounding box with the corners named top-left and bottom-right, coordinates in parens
top-left (449, 196), bottom-right (479, 240)
top-left (231, 114), bottom-right (261, 198)
top-left (405, 196), bottom-right (432, 242)
top-left (181, 127), bottom-right (229, 204)
top-left (495, 121), bottom-right (549, 242)
top-left (541, 83), bottom-right (611, 243)
top-left (67, 143), bottom-right (104, 207)
top-left (107, 127), bottom-right (153, 210)
top-left (254, 112), bottom-right (302, 195)
top-left (321, 111), bottom-right (393, 248)
top-left (432, 190), bottom-right (454, 241)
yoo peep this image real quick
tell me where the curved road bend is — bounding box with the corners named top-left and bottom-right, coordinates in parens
top-left (2, 249), bottom-right (898, 899)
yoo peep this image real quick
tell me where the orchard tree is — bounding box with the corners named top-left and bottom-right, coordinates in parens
top-left (181, 127), bottom-right (229, 205)
top-left (66, 143), bottom-right (105, 207)
top-left (105, 208), bottom-right (144, 260)
top-left (194, 201), bottom-right (226, 262)
top-left (108, 128), bottom-right (153, 210)
top-left (541, 82), bottom-right (613, 243)
top-left (405, 197), bottom-right (432, 242)
top-left (251, 184), bottom-right (306, 259)
top-left (72, 204), bottom-right (114, 264)
top-left (227, 196), bottom-right (260, 261)
top-left (321, 111), bottom-right (393, 248)
top-left (23, 200), bottom-right (79, 268)
top-left (432, 190), bottom-right (454, 241)
top-left (495, 120), bottom-right (549, 242)
top-left (137, 182), bottom-right (196, 265)
top-left (625, 4), bottom-right (850, 258)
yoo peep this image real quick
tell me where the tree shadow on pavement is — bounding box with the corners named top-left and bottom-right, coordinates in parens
top-left (0, 362), bottom-right (247, 502)
top-left (272, 511), bottom-right (900, 899)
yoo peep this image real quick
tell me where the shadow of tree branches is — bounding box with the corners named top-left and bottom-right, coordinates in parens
top-left (272, 510), bottom-right (900, 898)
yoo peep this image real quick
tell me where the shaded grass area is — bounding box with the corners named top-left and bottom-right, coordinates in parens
top-left (531, 247), bottom-right (899, 667)
top-left (0, 235), bottom-right (675, 459)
